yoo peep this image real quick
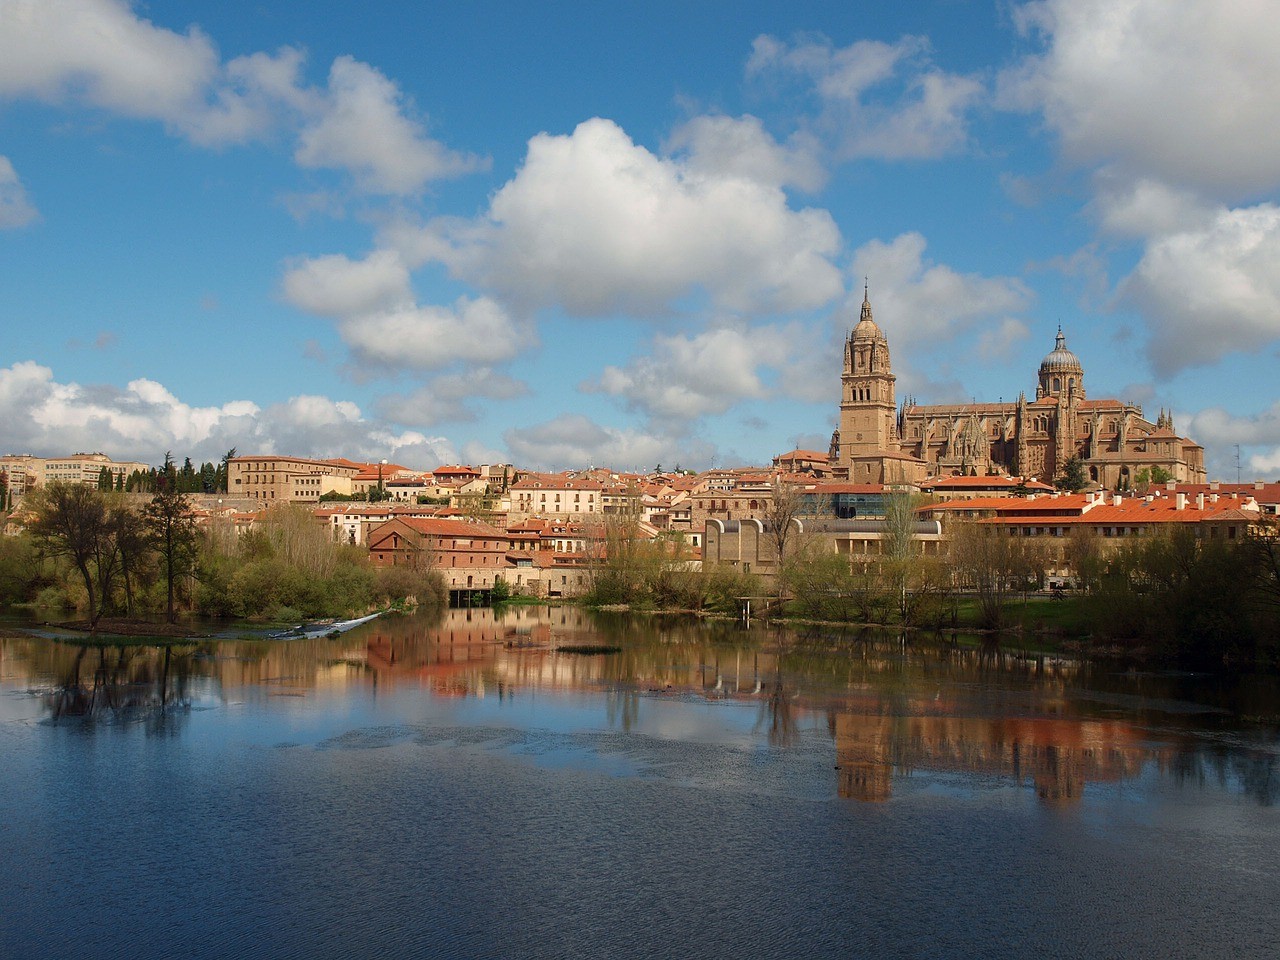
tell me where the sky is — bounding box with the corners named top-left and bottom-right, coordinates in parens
top-left (2, 0), bottom-right (1279, 480)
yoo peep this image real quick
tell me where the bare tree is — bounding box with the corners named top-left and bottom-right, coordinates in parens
top-left (762, 478), bottom-right (809, 601)
top-left (948, 519), bottom-right (1044, 630)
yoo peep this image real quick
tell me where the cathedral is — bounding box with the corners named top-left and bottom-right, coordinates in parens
top-left (828, 291), bottom-right (1206, 487)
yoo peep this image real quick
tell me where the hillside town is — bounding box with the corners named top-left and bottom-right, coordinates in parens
top-left (2, 305), bottom-right (1271, 605)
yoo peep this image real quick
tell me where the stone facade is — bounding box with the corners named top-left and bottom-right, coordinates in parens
top-left (830, 293), bottom-right (1206, 488)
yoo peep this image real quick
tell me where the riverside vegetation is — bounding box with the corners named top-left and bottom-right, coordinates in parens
top-left (1, 472), bottom-right (445, 630)
top-left (3, 475), bottom-right (1277, 668)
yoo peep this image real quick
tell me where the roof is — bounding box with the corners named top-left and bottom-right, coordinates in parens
top-left (920, 475), bottom-right (1054, 491)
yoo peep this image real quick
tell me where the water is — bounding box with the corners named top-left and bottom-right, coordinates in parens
top-left (2, 607), bottom-right (1278, 959)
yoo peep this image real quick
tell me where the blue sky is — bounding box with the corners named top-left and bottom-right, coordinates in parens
top-left (2, 0), bottom-right (1279, 479)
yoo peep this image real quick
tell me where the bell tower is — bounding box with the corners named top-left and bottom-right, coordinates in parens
top-left (837, 285), bottom-right (897, 466)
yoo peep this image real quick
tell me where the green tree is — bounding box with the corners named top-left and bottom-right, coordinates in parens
top-left (144, 455), bottom-right (199, 622)
top-left (97, 466), bottom-right (114, 490)
top-left (1055, 455), bottom-right (1087, 492)
top-left (28, 482), bottom-right (114, 629)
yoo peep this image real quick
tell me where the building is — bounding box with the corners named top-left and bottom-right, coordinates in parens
top-left (0, 452), bottom-right (152, 495)
top-left (227, 455), bottom-right (361, 502)
top-left (829, 290), bottom-right (1207, 488)
top-left (366, 516), bottom-right (508, 594)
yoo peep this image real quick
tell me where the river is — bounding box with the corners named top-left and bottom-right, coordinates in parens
top-left (1, 606), bottom-right (1277, 959)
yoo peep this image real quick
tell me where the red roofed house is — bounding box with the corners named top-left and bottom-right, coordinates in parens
top-left (367, 516), bottom-right (508, 593)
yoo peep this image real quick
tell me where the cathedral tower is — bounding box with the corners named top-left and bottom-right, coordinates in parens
top-left (837, 287), bottom-right (898, 466)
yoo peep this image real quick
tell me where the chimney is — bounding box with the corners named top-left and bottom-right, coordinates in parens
top-left (1113, 493), bottom-right (1123, 506)
top-left (1166, 479), bottom-right (1176, 491)
top-left (1086, 492), bottom-right (1095, 504)
top-left (1209, 481), bottom-right (1219, 491)
top-left (1196, 493), bottom-right (1205, 511)
top-left (1256, 481), bottom-right (1265, 491)
top-left (1211, 493), bottom-right (1219, 504)
top-left (1176, 492), bottom-right (1186, 510)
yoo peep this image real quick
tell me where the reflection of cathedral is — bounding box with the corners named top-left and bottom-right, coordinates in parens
top-left (831, 711), bottom-right (1151, 805)
top-left (830, 291), bottom-right (1207, 486)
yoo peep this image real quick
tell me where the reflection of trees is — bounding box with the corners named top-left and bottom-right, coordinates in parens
top-left (47, 642), bottom-right (195, 731)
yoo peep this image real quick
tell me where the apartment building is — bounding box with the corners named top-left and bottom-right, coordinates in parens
top-left (227, 455), bottom-right (359, 502)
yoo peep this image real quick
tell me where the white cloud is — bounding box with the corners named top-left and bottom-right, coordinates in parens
top-left (0, 0), bottom-right (221, 126)
top-left (1122, 203), bottom-right (1280, 376)
top-left (295, 56), bottom-right (485, 195)
top-left (282, 249), bottom-right (411, 318)
top-left (0, 156), bottom-right (38, 227)
top-left (747, 33), bottom-right (982, 161)
top-left (504, 413), bottom-right (715, 472)
top-left (1089, 175), bottom-right (1215, 240)
top-left (282, 251), bottom-right (532, 372)
top-left (1002, 0), bottom-right (1280, 197)
top-left (392, 117), bottom-right (843, 316)
top-left (377, 369), bottom-right (530, 427)
top-left (1184, 400), bottom-right (1280, 481)
top-left (0, 2), bottom-right (477, 190)
top-left (338, 296), bottom-right (533, 372)
top-left (585, 324), bottom-right (793, 422)
top-left (664, 114), bottom-right (825, 192)
top-left (848, 232), bottom-right (1034, 343)
top-left (0, 360), bottom-right (457, 468)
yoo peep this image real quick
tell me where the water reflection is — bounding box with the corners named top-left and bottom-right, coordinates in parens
top-left (2, 606), bottom-right (1277, 805)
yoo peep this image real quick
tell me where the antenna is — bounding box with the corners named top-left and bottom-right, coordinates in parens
top-left (1235, 444), bottom-right (1241, 484)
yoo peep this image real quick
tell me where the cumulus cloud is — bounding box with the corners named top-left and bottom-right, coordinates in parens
top-left (281, 251), bottom-right (533, 372)
top-left (376, 369), bottom-right (530, 427)
top-left (0, 1), bottom-right (478, 191)
top-left (975, 318), bottom-right (1031, 361)
top-left (504, 413), bottom-right (715, 472)
top-left (0, 360), bottom-right (456, 468)
top-left (1001, 0), bottom-right (1280, 198)
top-left (1121, 203), bottom-right (1280, 376)
top-left (848, 232), bottom-right (1034, 343)
top-left (389, 117), bottom-right (843, 316)
top-left (747, 33), bottom-right (983, 160)
top-left (337, 297), bottom-right (532, 372)
top-left (282, 249), bottom-right (411, 318)
top-left (0, 156), bottom-right (38, 228)
top-left (1184, 400), bottom-right (1280, 480)
top-left (585, 324), bottom-right (793, 422)
top-left (295, 56), bottom-right (485, 195)
top-left (664, 114), bottom-right (825, 192)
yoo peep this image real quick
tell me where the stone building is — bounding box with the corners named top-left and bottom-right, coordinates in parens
top-left (829, 291), bottom-right (1206, 488)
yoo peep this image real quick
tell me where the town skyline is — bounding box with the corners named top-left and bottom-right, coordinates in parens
top-left (2, 1), bottom-right (1279, 480)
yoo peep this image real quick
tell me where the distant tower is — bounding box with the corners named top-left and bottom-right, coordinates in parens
top-left (837, 285), bottom-right (897, 466)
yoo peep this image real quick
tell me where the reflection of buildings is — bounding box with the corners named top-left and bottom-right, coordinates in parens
top-left (832, 709), bottom-right (1154, 804)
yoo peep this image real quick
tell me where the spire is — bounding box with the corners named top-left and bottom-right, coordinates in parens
top-left (860, 278), bottom-right (873, 324)
top-left (1055, 324), bottom-right (1065, 351)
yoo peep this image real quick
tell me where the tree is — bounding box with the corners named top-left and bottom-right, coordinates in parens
top-left (948, 519), bottom-right (1044, 630)
top-left (97, 466), bottom-right (114, 491)
top-left (217, 447), bottom-right (237, 494)
top-left (143, 455), bottom-right (199, 622)
top-left (882, 491), bottom-right (923, 623)
top-left (762, 478), bottom-right (807, 601)
top-left (28, 482), bottom-right (113, 629)
top-left (1055, 455), bottom-right (1087, 492)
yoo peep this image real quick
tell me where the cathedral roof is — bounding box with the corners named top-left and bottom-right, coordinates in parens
top-left (1039, 326), bottom-right (1083, 374)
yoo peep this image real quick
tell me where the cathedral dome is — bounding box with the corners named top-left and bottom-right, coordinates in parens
top-left (1036, 326), bottom-right (1084, 400)
top-left (1039, 327), bottom-right (1082, 375)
